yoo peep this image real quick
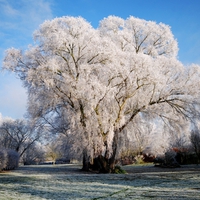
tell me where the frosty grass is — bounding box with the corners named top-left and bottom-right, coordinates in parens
top-left (0, 164), bottom-right (200, 200)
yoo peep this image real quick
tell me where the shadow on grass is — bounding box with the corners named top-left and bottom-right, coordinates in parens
top-left (0, 164), bottom-right (200, 199)
top-left (15, 164), bottom-right (83, 175)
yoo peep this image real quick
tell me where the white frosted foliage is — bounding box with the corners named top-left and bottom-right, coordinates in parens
top-left (3, 15), bottom-right (200, 162)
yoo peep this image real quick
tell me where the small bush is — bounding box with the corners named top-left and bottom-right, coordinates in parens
top-left (112, 165), bottom-right (126, 174)
top-left (154, 151), bottom-right (180, 168)
top-left (0, 149), bottom-right (8, 171)
top-left (5, 149), bottom-right (19, 170)
top-left (135, 155), bottom-right (145, 165)
top-left (0, 148), bottom-right (19, 171)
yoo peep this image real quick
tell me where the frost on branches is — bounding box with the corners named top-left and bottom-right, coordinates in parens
top-left (3, 16), bottom-right (200, 172)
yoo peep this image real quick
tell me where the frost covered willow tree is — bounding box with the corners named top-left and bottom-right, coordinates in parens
top-left (3, 16), bottom-right (200, 172)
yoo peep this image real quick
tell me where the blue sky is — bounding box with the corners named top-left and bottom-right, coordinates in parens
top-left (0, 0), bottom-right (200, 119)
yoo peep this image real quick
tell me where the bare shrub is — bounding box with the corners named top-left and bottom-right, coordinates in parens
top-left (5, 149), bottom-right (19, 170)
top-left (0, 149), bottom-right (7, 171)
top-left (165, 150), bottom-right (180, 167)
top-left (0, 149), bottom-right (19, 171)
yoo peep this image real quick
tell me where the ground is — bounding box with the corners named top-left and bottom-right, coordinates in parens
top-left (0, 164), bottom-right (200, 199)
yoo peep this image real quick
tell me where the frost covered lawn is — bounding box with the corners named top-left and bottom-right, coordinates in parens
top-left (0, 164), bottom-right (200, 200)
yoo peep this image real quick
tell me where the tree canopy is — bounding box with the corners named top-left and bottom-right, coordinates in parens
top-left (3, 16), bottom-right (200, 172)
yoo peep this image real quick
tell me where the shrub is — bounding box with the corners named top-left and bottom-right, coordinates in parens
top-left (0, 149), bottom-right (7, 171)
top-left (135, 155), bottom-right (146, 164)
top-left (154, 150), bottom-right (180, 168)
top-left (112, 165), bottom-right (126, 174)
top-left (0, 148), bottom-right (19, 171)
top-left (5, 149), bottom-right (19, 170)
top-left (164, 150), bottom-right (180, 167)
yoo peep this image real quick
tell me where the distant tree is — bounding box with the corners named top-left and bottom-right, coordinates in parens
top-left (0, 119), bottom-right (43, 158)
top-left (190, 129), bottom-right (200, 164)
top-left (51, 134), bottom-right (83, 163)
top-left (3, 16), bottom-right (200, 172)
top-left (170, 134), bottom-right (189, 150)
top-left (45, 146), bottom-right (58, 164)
top-left (22, 142), bottom-right (46, 165)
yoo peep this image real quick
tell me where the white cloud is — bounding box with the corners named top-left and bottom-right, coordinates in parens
top-left (0, 0), bottom-right (54, 34)
top-left (1, 3), bottom-right (20, 17)
top-left (0, 0), bottom-right (54, 57)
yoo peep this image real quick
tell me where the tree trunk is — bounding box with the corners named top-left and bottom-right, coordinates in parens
top-left (82, 130), bottom-right (119, 173)
top-left (82, 148), bottom-right (91, 171)
top-left (89, 151), bottom-right (117, 173)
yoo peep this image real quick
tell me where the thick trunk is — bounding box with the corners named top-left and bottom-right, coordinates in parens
top-left (91, 155), bottom-right (115, 173)
top-left (82, 130), bottom-right (119, 173)
top-left (82, 153), bottom-right (116, 173)
top-left (92, 155), bottom-right (108, 172)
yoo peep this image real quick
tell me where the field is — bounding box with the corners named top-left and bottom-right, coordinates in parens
top-left (0, 164), bottom-right (200, 200)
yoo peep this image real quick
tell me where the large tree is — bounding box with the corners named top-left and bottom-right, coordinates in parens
top-left (3, 16), bottom-right (200, 172)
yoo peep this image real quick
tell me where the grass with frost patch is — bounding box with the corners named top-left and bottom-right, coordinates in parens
top-left (0, 164), bottom-right (200, 199)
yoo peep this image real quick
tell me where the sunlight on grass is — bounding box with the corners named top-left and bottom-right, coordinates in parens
top-left (0, 164), bottom-right (200, 199)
